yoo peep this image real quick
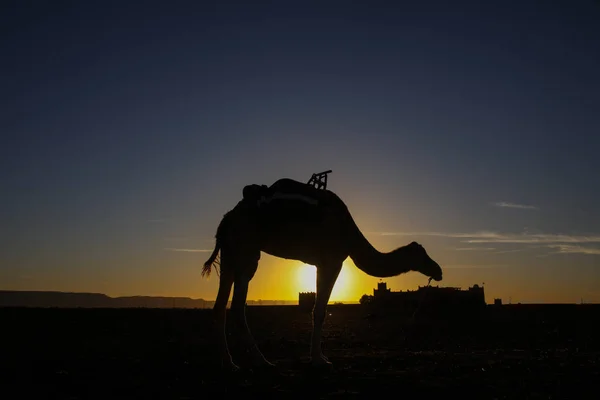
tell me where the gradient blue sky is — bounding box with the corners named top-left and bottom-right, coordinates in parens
top-left (2, 0), bottom-right (599, 303)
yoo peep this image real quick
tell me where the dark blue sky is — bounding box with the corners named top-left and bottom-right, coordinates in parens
top-left (2, 1), bottom-right (599, 302)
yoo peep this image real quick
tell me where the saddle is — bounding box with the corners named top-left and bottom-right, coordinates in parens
top-left (242, 179), bottom-right (319, 207)
top-left (242, 171), bottom-right (332, 208)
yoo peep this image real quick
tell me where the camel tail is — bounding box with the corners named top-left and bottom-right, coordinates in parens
top-left (201, 241), bottom-right (220, 278)
top-left (202, 207), bottom-right (237, 278)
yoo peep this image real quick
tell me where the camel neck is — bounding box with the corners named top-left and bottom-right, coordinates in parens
top-left (347, 226), bottom-right (413, 278)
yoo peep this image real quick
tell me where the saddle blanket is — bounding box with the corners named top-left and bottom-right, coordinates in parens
top-left (242, 178), bottom-right (321, 207)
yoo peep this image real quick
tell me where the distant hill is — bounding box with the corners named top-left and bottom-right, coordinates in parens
top-left (0, 290), bottom-right (299, 308)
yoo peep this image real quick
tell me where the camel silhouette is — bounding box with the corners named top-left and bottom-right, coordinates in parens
top-left (202, 177), bottom-right (443, 371)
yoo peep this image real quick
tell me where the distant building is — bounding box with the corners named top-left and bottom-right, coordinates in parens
top-left (365, 282), bottom-right (486, 316)
top-left (494, 298), bottom-right (502, 306)
top-left (374, 281), bottom-right (391, 297)
top-left (299, 292), bottom-right (316, 311)
top-left (298, 292), bottom-right (316, 311)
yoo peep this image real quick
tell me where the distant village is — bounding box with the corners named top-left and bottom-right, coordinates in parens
top-left (299, 281), bottom-right (490, 313)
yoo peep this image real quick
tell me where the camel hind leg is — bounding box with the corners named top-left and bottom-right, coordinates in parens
top-left (231, 266), bottom-right (275, 368)
top-left (212, 261), bottom-right (236, 371)
top-left (228, 243), bottom-right (274, 368)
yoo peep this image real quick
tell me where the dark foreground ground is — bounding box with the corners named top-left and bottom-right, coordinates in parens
top-left (1, 304), bottom-right (599, 399)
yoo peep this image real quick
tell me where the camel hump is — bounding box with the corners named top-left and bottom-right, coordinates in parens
top-left (270, 178), bottom-right (314, 193)
top-left (242, 178), bottom-right (323, 207)
top-left (271, 178), bottom-right (326, 196)
top-left (242, 183), bottom-right (269, 201)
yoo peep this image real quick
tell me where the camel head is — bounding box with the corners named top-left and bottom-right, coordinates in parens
top-left (406, 241), bottom-right (443, 282)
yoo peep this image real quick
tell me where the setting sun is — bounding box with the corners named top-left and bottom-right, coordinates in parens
top-left (296, 261), bottom-right (354, 302)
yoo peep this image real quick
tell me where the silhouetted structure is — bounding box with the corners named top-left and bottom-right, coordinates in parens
top-left (299, 292), bottom-right (316, 311)
top-left (307, 170), bottom-right (332, 190)
top-left (373, 281), bottom-right (392, 296)
top-left (364, 282), bottom-right (485, 317)
top-left (494, 298), bottom-right (502, 306)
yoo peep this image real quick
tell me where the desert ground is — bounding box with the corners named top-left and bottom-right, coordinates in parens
top-left (1, 304), bottom-right (598, 399)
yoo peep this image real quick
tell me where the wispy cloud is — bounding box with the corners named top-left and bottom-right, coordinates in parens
top-left (455, 247), bottom-right (496, 251)
top-left (493, 248), bottom-right (529, 254)
top-left (491, 201), bottom-right (538, 210)
top-left (164, 248), bottom-right (213, 253)
top-left (373, 231), bottom-right (600, 245)
top-left (546, 244), bottom-right (600, 255)
top-left (443, 264), bottom-right (508, 269)
top-left (461, 233), bottom-right (600, 244)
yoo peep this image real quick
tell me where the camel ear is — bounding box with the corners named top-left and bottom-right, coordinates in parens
top-left (410, 241), bottom-right (419, 246)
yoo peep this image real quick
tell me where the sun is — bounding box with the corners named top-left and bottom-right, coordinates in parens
top-left (296, 264), bottom-right (317, 292)
top-left (296, 261), bottom-right (353, 302)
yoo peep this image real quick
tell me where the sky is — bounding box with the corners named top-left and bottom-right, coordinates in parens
top-left (2, 0), bottom-right (599, 304)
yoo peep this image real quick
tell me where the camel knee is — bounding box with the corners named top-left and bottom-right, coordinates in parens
top-left (312, 308), bottom-right (326, 325)
top-left (213, 307), bottom-right (225, 319)
top-left (230, 304), bottom-right (245, 321)
top-left (214, 308), bottom-right (229, 328)
top-left (213, 299), bottom-right (225, 311)
top-left (231, 299), bottom-right (250, 323)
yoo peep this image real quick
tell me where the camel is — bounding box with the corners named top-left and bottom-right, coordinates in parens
top-left (202, 177), bottom-right (443, 371)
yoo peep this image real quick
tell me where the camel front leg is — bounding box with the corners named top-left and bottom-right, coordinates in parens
top-left (231, 275), bottom-right (275, 368)
top-left (310, 263), bottom-right (342, 366)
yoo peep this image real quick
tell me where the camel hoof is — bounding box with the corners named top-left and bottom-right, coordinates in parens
top-left (262, 360), bottom-right (277, 368)
top-left (309, 356), bottom-right (333, 369)
top-left (251, 360), bottom-right (278, 374)
top-left (248, 350), bottom-right (277, 370)
top-left (221, 361), bottom-right (241, 373)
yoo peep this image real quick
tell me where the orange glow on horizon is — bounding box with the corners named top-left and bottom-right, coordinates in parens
top-left (295, 260), bottom-right (355, 302)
